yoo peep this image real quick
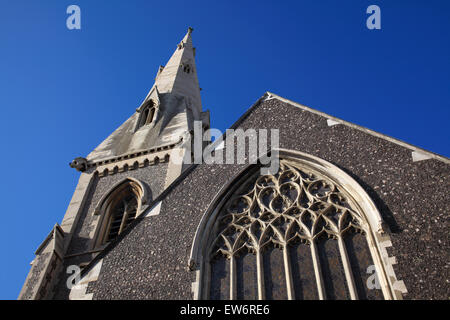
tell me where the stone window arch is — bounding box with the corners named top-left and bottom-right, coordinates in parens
top-left (190, 151), bottom-right (402, 300)
top-left (137, 100), bottom-right (156, 129)
top-left (92, 178), bottom-right (148, 248)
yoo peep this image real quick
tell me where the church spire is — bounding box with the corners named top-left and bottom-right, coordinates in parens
top-left (83, 28), bottom-right (209, 164)
top-left (151, 27), bottom-right (202, 113)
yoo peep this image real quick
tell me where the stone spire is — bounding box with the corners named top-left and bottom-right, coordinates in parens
top-left (151, 27), bottom-right (202, 113)
top-left (82, 27), bottom-right (209, 164)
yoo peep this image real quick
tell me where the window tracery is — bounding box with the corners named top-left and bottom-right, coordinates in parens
top-left (203, 159), bottom-right (387, 300)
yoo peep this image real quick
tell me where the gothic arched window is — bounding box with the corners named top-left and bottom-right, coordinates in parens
top-left (93, 178), bottom-right (146, 247)
top-left (137, 100), bottom-right (156, 129)
top-left (104, 187), bottom-right (138, 243)
top-left (194, 155), bottom-right (398, 300)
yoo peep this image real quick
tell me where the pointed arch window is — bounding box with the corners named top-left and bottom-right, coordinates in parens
top-left (193, 154), bottom-right (399, 300)
top-left (93, 178), bottom-right (147, 247)
top-left (104, 188), bottom-right (138, 243)
top-left (137, 100), bottom-right (156, 130)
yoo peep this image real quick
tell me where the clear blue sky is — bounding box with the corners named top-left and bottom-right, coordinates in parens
top-left (0, 0), bottom-right (449, 299)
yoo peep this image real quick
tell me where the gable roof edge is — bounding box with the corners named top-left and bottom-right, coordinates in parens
top-left (266, 91), bottom-right (450, 165)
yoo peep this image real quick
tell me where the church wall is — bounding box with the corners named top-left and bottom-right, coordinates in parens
top-left (66, 162), bottom-right (169, 255)
top-left (86, 162), bottom-right (249, 299)
top-left (78, 97), bottom-right (448, 299)
top-left (52, 162), bottom-right (169, 299)
top-left (258, 98), bottom-right (448, 299)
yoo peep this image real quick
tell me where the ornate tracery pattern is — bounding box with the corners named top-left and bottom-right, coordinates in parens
top-left (206, 159), bottom-right (383, 300)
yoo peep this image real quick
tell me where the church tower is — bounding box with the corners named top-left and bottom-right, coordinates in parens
top-left (18, 28), bottom-right (209, 300)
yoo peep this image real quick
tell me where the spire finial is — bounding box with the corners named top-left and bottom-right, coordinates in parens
top-left (188, 26), bottom-right (194, 34)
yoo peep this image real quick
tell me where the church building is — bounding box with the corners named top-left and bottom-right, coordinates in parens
top-left (19, 28), bottom-right (449, 300)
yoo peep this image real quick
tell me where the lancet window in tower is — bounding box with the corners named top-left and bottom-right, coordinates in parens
top-left (95, 180), bottom-right (144, 246)
top-left (138, 100), bottom-right (156, 129)
top-left (105, 191), bottom-right (138, 242)
top-left (203, 159), bottom-right (388, 300)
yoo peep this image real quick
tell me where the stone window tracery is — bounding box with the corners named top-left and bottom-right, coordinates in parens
top-left (203, 159), bottom-right (388, 300)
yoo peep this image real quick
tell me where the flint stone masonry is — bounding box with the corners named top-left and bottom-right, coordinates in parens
top-left (78, 95), bottom-right (449, 300)
top-left (68, 163), bottom-right (168, 255)
top-left (52, 162), bottom-right (168, 299)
